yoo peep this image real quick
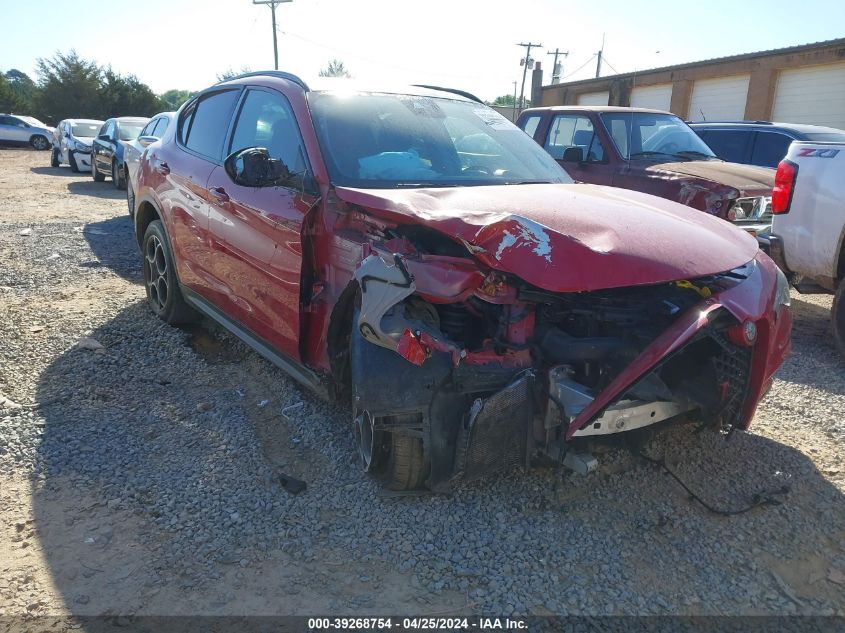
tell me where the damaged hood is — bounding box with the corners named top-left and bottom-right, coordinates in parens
top-left (335, 183), bottom-right (760, 293)
top-left (645, 160), bottom-right (774, 194)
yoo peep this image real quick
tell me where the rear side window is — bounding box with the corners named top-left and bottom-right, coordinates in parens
top-left (181, 90), bottom-right (240, 160)
top-left (520, 115), bottom-right (542, 139)
top-left (153, 117), bottom-right (170, 137)
top-left (750, 132), bottom-right (792, 168)
top-left (140, 119), bottom-right (157, 137)
top-left (697, 130), bottom-right (751, 164)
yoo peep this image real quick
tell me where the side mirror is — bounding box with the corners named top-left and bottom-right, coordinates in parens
top-left (224, 147), bottom-right (289, 188)
top-left (98, 133), bottom-right (110, 141)
top-left (138, 135), bottom-right (158, 148)
top-left (562, 147), bottom-right (585, 164)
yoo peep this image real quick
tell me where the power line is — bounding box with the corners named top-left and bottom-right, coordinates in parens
top-left (600, 56), bottom-right (620, 75)
top-left (559, 54), bottom-right (597, 81)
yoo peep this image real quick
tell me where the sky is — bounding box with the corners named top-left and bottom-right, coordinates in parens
top-left (2, 0), bottom-right (845, 103)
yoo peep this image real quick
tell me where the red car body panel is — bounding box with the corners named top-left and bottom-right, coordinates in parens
top-left (332, 183), bottom-right (759, 292)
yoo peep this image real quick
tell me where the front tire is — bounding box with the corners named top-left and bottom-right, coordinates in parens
top-left (112, 161), bottom-right (126, 190)
top-left (92, 159), bottom-right (105, 182)
top-left (69, 151), bottom-right (80, 173)
top-left (386, 433), bottom-right (427, 491)
top-left (30, 135), bottom-right (49, 151)
top-left (141, 220), bottom-right (198, 325)
top-left (50, 148), bottom-right (60, 167)
top-left (833, 276), bottom-right (845, 360)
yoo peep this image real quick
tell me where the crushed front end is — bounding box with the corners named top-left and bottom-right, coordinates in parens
top-left (350, 239), bottom-right (792, 491)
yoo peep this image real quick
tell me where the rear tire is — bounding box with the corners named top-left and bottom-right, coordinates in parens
top-left (141, 220), bottom-right (198, 325)
top-left (92, 160), bottom-right (105, 182)
top-left (30, 135), bottom-right (49, 151)
top-left (50, 148), bottom-right (60, 167)
top-left (126, 179), bottom-right (136, 217)
top-left (69, 151), bottom-right (80, 173)
top-left (833, 277), bottom-right (845, 360)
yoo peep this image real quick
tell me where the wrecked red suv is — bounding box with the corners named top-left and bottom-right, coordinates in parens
top-left (133, 72), bottom-right (792, 491)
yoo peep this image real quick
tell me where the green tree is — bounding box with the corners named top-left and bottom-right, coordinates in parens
top-left (3, 69), bottom-right (37, 111)
top-left (319, 59), bottom-right (351, 78)
top-left (99, 67), bottom-right (163, 117)
top-left (159, 89), bottom-right (194, 110)
top-left (34, 50), bottom-right (102, 122)
top-left (490, 94), bottom-right (527, 107)
top-left (0, 74), bottom-right (28, 113)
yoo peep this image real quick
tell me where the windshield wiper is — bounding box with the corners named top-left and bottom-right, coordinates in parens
top-left (628, 151), bottom-right (679, 160)
top-left (672, 150), bottom-right (718, 160)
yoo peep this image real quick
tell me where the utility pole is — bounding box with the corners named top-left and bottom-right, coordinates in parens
top-left (511, 80), bottom-right (518, 121)
top-left (517, 42), bottom-right (542, 110)
top-left (547, 48), bottom-right (569, 84)
top-left (595, 33), bottom-right (605, 78)
top-left (253, 0), bottom-right (293, 70)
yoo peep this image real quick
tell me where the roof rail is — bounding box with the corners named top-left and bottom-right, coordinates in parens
top-left (412, 85), bottom-right (483, 103)
top-left (218, 70), bottom-right (309, 91)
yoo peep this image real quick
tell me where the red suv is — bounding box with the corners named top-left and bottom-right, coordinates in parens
top-left (133, 72), bottom-right (792, 491)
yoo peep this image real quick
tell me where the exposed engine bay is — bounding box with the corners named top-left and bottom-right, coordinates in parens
top-left (347, 227), bottom-right (760, 490)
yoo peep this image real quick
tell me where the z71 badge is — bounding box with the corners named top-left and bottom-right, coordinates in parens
top-left (797, 147), bottom-right (841, 158)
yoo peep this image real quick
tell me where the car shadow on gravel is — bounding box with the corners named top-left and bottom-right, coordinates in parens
top-left (30, 166), bottom-right (78, 177)
top-left (28, 299), bottom-right (845, 617)
top-left (80, 216), bottom-right (142, 282)
top-left (67, 180), bottom-right (125, 200)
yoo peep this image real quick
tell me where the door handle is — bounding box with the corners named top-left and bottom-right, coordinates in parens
top-left (209, 186), bottom-right (230, 203)
top-left (155, 160), bottom-right (170, 176)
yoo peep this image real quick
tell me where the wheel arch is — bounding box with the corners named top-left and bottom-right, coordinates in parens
top-left (326, 280), bottom-right (361, 401)
top-left (836, 225), bottom-right (845, 282)
top-left (134, 195), bottom-right (163, 248)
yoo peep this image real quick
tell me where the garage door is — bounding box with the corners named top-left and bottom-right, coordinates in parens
top-left (687, 75), bottom-right (750, 121)
top-left (630, 84), bottom-right (672, 111)
top-left (772, 63), bottom-right (845, 129)
top-left (577, 91), bottom-right (610, 106)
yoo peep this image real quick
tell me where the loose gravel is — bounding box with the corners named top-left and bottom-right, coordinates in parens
top-left (1, 148), bottom-right (844, 618)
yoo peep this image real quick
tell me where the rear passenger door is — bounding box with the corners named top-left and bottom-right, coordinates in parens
top-left (205, 87), bottom-right (315, 360)
top-left (696, 130), bottom-right (752, 165)
top-left (163, 89), bottom-right (241, 299)
top-left (749, 131), bottom-right (793, 168)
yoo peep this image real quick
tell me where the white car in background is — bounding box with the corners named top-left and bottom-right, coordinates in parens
top-left (51, 119), bottom-right (104, 172)
top-left (124, 111), bottom-right (173, 215)
top-left (0, 113), bottom-right (54, 150)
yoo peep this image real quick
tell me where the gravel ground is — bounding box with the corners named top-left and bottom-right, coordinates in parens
top-left (1, 148), bottom-right (844, 619)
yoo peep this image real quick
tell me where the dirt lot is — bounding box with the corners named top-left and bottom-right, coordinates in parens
top-left (1, 148), bottom-right (844, 622)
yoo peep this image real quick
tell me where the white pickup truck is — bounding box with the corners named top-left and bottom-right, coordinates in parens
top-left (768, 141), bottom-right (845, 356)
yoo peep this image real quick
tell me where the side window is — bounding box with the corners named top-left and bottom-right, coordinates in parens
top-left (0, 116), bottom-right (11, 125)
top-left (104, 121), bottom-right (116, 139)
top-left (520, 115), bottom-right (542, 139)
top-left (698, 130), bottom-right (751, 164)
top-left (140, 119), bottom-right (157, 137)
top-left (229, 89), bottom-right (308, 175)
top-left (154, 117), bottom-right (170, 138)
top-left (183, 90), bottom-right (240, 160)
top-left (750, 132), bottom-right (792, 168)
top-left (544, 114), bottom-right (605, 162)
top-left (11, 117), bottom-right (28, 128)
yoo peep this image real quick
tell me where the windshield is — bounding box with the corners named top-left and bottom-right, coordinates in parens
top-left (599, 112), bottom-right (716, 160)
top-left (804, 131), bottom-right (845, 142)
top-left (308, 91), bottom-right (571, 188)
top-left (118, 122), bottom-right (146, 141)
top-left (72, 123), bottom-right (101, 138)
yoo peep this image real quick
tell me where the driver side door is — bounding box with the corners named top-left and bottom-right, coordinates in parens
top-left (543, 113), bottom-right (614, 185)
top-left (205, 87), bottom-right (315, 360)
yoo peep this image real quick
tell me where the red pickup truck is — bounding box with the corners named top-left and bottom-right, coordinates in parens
top-left (517, 106), bottom-right (774, 234)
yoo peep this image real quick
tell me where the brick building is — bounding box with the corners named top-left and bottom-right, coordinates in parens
top-left (530, 38), bottom-right (845, 129)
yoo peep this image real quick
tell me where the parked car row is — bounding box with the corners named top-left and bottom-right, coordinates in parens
top-left (123, 72), bottom-right (791, 491)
